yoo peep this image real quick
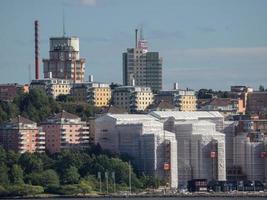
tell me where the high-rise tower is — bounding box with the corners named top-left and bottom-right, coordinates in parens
top-left (123, 28), bottom-right (162, 92)
top-left (43, 37), bottom-right (86, 83)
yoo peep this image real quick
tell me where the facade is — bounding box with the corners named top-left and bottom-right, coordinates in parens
top-left (175, 121), bottom-right (226, 187)
top-left (247, 92), bottom-right (267, 114)
top-left (71, 82), bottom-right (111, 107)
top-left (30, 78), bottom-right (72, 99)
top-left (198, 98), bottom-right (244, 116)
top-left (122, 29), bottom-right (162, 92)
top-left (0, 116), bottom-right (45, 153)
top-left (155, 89), bottom-right (197, 111)
top-left (41, 111), bottom-right (89, 154)
top-left (43, 37), bottom-right (85, 83)
top-left (95, 114), bottom-right (178, 188)
top-left (112, 86), bottom-right (154, 112)
top-left (150, 111), bottom-right (226, 187)
top-left (0, 83), bottom-right (28, 102)
top-left (233, 132), bottom-right (267, 183)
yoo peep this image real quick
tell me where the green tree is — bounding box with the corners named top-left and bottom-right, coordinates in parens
top-left (18, 153), bottom-right (43, 174)
top-left (0, 163), bottom-right (9, 185)
top-left (62, 166), bottom-right (80, 184)
top-left (10, 164), bottom-right (24, 184)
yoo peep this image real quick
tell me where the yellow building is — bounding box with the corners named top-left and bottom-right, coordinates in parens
top-left (30, 79), bottom-right (72, 99)
top-left (112, 86), bottom-right (154, 112)
top-left (155, 89), bottom-right (197, 111)
top-left (71, 82), bottom-right (111, 107)
top-left (178, 91), bottom-right (197, 111)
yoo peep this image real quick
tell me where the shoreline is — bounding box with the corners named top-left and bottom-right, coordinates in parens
top-left (1, 192), bottom-right (267, 199)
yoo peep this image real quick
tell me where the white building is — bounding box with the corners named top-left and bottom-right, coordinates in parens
top-left (149, 111), bottom-right (226, 187)
top-left (150, 111), bottom-right (224, 131)
top-left (233, 132), bottom-right (267, 183)
top-left (95, 114), bottom-right (178, 188)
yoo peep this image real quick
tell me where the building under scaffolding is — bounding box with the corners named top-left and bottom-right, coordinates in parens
top-left (233, 131), bottom-right (267, 183)
top-left (94, 114), bottom-right (178, 188)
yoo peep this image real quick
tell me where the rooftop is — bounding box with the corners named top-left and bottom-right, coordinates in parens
top-left (150, 111), bottom-right (223, 120)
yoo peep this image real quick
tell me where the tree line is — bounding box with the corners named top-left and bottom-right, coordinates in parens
top-left (0, 145), bottom-right (160, 197)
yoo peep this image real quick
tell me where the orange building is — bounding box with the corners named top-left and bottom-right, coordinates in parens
top-left (0, 116), bottom-right (45, 153)
top-left (41, 111), bottom-right (90, 154)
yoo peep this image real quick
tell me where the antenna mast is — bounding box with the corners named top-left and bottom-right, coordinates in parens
top-left (63, 8), bottom-right (66, 37)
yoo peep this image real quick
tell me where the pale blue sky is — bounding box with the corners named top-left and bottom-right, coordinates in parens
top-left (0, 0), bottom-right (267, 90)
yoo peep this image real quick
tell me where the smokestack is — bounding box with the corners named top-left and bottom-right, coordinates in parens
top-left (135, 29), bottom-right (138, 48)
top-left (34, 20), bottom-right (40, 80)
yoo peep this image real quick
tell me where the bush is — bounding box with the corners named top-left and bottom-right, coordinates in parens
top-left (25, 169), bottom-right (59, 187)
top-left (6, 184), bottom-right (44, 196)
top-left (0, 185), bottom-right (8, 197)
top-left (58, 184), bottom-right (81, 195)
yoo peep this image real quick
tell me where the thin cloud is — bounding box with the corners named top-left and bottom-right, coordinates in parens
top-left (79, 0), bottom-right (98, 6)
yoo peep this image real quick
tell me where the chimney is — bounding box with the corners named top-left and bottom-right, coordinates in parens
top-left (173, 82), bottom-right (179, 90)
top-left (135, 29), bottom-right (138, 48)
top-left (34, 20), bottom-right (40, 80)
top-left (89, 75), bottom-right (94, 83)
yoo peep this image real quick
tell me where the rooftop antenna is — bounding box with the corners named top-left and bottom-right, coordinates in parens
top-left (63, 8), bottom-right (66, 37)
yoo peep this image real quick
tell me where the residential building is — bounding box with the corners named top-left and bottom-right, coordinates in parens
top-left (71, 82), bottom-right (111, 107)
top-left (197, 98), bottom-right (244, 116)
top-left (30, 78), bottom-right (72, 99)
top-left (112, 86), bottom-right (154, 112)
top-left (122, 28), bottom-right (162, 92)
top-left (43, 37), bottom-right (85, 83)
top-left (41, 111), bottom-right (89, 154)
top-left (155, 85), bottom-right (197, 111)
top-left (247, 91), bottom-right (267, 114)
top-left (0, 83), bottom-right (28, 102)
top-left (0, 116), bottom-right (45, 153)
top-left (95, 114), bottom-right (178, 188)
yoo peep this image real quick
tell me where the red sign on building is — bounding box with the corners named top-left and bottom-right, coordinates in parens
top-left (210, 151), bottom-right (217, 158)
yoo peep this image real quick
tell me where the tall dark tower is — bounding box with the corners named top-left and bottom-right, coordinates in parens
top-left (34, 20), bottom-right (40, 80)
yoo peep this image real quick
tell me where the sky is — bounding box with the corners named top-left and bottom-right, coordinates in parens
top-left (0, 0), bottom-right (267, 90)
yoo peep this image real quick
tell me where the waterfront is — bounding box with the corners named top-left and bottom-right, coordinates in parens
top-left (2, 197), bottom-right (267, 200)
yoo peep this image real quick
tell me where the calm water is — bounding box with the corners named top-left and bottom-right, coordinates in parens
top-left (5, 197), bottom-right (267, 200)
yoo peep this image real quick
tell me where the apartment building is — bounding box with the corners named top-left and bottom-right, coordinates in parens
top-left (71, 82), bottom-right (111, 107)
top-left (30, 78), bottom-right (72, 99)
top-left (112, 86), bottom-right (154, 112)
top-left (247, 91), bottom-right (267, 114)
top-left (155, 88), bottom-right (197, 111)
top-left (0, 83), bottom-right (28, 102)
top-left (41, 110), bottom-right (89, 154)
top-left (0, 116), bottom-right (45, 153)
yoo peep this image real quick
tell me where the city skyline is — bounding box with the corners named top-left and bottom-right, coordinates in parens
top-left (1, 0), bottom-right (267, 90)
